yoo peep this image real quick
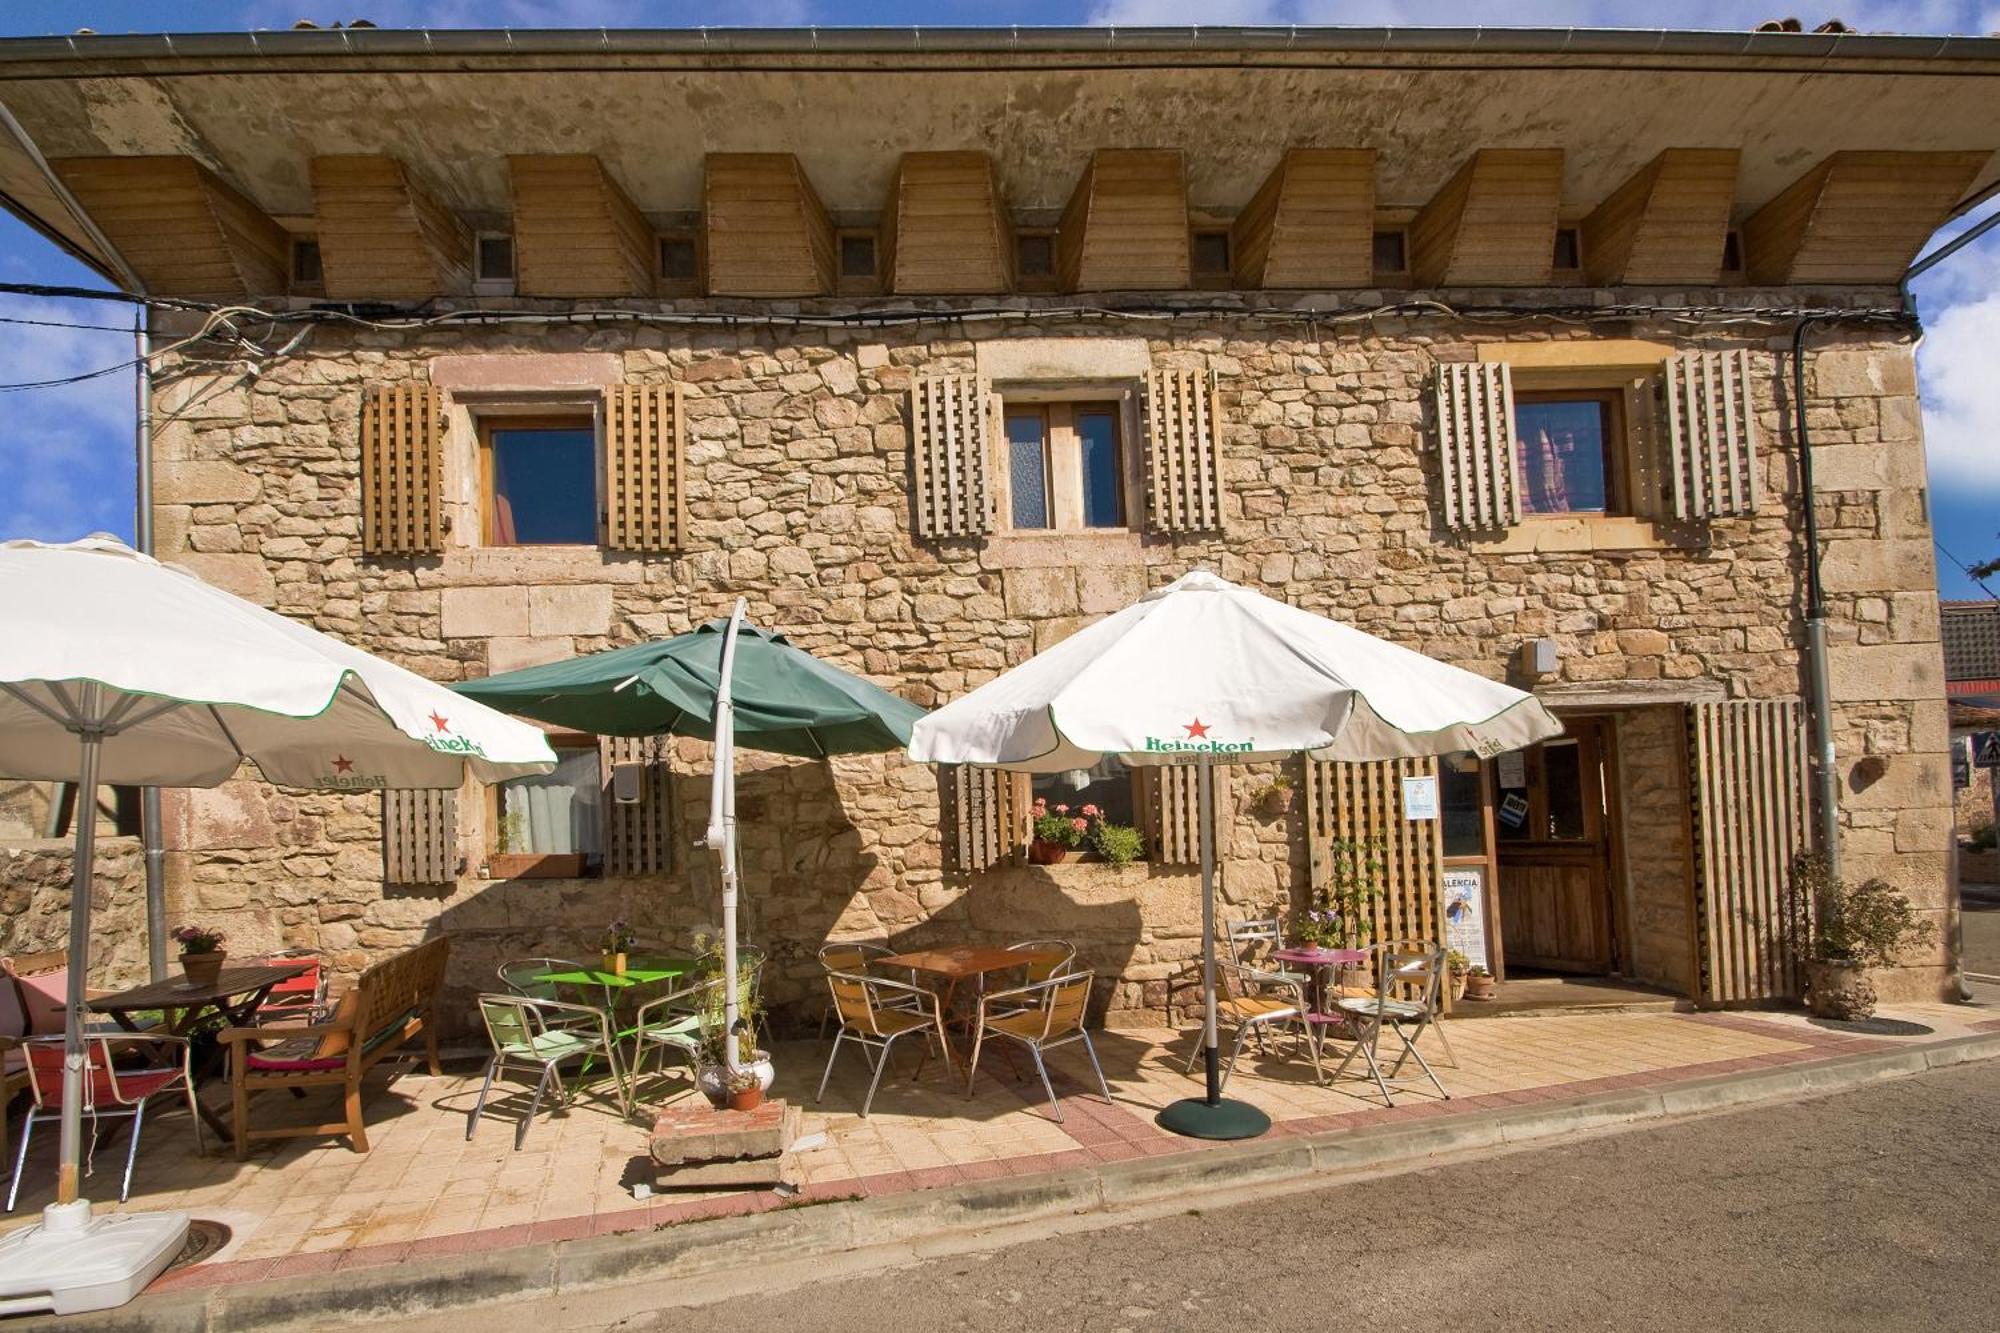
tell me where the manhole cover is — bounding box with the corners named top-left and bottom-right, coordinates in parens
top-left (1808, 1016), bottom-right (1935, 1037)
top-left (162, 1219), bottom-right (232, 1272)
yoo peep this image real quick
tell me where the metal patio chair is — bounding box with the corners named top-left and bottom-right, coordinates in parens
top-left (1188, 931), bottom-right (1316, 1093)
top-left (965, 970), bottom-right (1111, 1123)
top-left (630, 955), bottom-right (765, 1093)
top-left (497, 956), bottom-right (608, 1009)
top-left (815, 971), bottom-right (954, 1118)
top-left (1331, 940), bottom-right (1454, 1106)
top-left (7, 1033), bottom-right (200, 1210)
top-left (815, 941), bottom-right (924, 1037)
top-left (1224, 918), bottom-right (1308, 989)
top-left (468, 993), bottom-right (630, 1150)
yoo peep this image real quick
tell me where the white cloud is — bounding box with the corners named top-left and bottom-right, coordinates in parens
top-left (234, 0), bottom-right (809, 30)
top-left (1914, 221), bottom-right (2000, 496)
top-left (0, 298), bottom-right (137, 543)
top-left (1087, 0), bottom-right (1999, 30)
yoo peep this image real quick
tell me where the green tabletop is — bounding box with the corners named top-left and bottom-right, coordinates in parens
top-left (534, 961), bottom-right (694, 989)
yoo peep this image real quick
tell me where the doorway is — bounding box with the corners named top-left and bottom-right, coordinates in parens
top-left (1494, 716), bottom-right (1620, 976)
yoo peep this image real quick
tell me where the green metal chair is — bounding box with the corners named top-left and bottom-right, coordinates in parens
top-left (629, 954), bottom-right (764, 1093)
top-left (468, 993), bottom-right (629, 1150)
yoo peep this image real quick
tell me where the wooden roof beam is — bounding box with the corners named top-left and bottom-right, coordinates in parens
top-left (703, 153), bottom-right (837, 298)
top-left (311, 154), bottom-right (472, 300)
top-left (881, 151), bottom-right (1012, 296)
top-left (1741, 149), bottom-right (1992, 285)
top-left (50, 155), bottom-right (289, 299)
top-left (1407, 148), bottom-right (1564, 287)
top-left (1581, 149), bottom-right (1740, 286)
top-left (509, 154), bottom-right (654, 298)
top-left (1057, 149), bottom-right (1189, 293)
top-left (1230, 148), bottom-right (1375, 289)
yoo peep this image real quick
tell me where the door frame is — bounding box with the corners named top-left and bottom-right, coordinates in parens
top-left (1492, 712), bottom-right (1628, 976)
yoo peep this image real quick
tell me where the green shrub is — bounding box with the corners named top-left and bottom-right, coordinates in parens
top-left (1787, 852), bottom-right (1935, 967)
top-left (1089, 821), bottom-right (1145, 865)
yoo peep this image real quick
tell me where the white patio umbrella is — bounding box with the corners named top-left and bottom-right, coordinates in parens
top-left (0, 536), bottom-right (556, 1315)
top-left (909, 569), bottom-right (1562, 1139)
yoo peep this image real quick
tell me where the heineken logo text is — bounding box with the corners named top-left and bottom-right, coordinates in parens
top-left (1143, 718), bottom-right (1251, 754)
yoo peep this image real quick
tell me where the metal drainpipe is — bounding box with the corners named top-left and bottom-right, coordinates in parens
top-left (1792, 316), bottom-right (1841, 880)
top-left (134, 306), bottom-right (168, 983)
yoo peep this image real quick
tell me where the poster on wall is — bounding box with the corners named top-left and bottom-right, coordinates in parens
top-left (1496, 750), bottom-right (1527, 790)
top-left (1442, 867), bottom-right (1489, 970)
top-left (1401, 775), bottom-right (1438, 820)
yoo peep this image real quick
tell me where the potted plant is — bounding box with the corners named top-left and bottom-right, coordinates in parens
top-left (1445, 949), bottom-right (1471, 1002)
top-left (726, 1065), bottom-right (764, 1112)
top-left (1255, 774), bottom-right (1295, 817)
top-left (1787, 852), bottom-right (1935, 1021)
top-left (1029, 798), bottom-right (1088, 865)
top-left (1462, 964), bottom-right (1496, 1001)
top-left (172, 924), bottom-right (228, 988)
top-left (601, 919), bottom-right (635, 977)
top-left (692, 967), bottom-right (775, 1108)
top-left (1084, 806), bottom-right (1145, 866)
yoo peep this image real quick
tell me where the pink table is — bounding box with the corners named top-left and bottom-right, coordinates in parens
top-left (1271, 946), bottom-right (1371, 1037)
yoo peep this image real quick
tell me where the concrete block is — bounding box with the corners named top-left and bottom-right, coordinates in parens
top-left (441, 585), bottom-right (531, 638)
top-left (975, 337), bottom-right (1151, 381)
top-left (1002, 566), bottom-right (1077, 618)
top-left (154, 461), bottom-right (261, 505)
top-left (1077, 564), bottom-right (1146, 615)
top-left (486, 636), bottom-right (575, 674)
top-left (428, 352), bottom-right (621, 391)
top-left (1827, 643), bottom-right (1943, 703)
top-left (529, 584), bottom-right (613, 636)
top-left (1819, 539), bottom-right (1937, 594)
top-left (650, 1099), bottom-right (797, 1166)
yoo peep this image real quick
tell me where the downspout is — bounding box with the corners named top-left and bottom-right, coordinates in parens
top-left (703, 598), bottom-right (750, 1083)
top-left (1791, 316), bottom-right (1841, 880)
top-left (0, 102), bottom-right (170, 983)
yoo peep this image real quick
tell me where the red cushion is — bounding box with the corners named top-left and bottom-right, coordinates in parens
top-left (22, 1045), bottom-right (182, 1106)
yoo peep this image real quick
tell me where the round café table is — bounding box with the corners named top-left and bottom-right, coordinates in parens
top-left (1270, 945), bottom-right (1370, 1079)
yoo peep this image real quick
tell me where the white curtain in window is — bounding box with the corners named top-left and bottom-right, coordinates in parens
top-left (502, 748), bottom-right (602, 856)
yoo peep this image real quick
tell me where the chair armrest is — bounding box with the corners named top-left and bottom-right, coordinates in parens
top-left (218, 1022), bottom-right (346, 1046)
top-left (978, 976), bottom-right (1058, 1013)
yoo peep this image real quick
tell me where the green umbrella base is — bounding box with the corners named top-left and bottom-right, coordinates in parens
top-left (1156, 1097), bottom-right (1271, 1140)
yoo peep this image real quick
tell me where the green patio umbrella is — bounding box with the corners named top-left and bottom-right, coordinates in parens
top-left (457, 609), bottom-right (926, 1086)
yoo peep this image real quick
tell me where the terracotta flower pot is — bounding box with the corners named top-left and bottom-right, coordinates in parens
top-left (180, 950), bottom-right (226, 989)
top-left (728, 1085), bottom-right (764, 1112)
top-left (1463, 973), bottom-right (1496, 1001)
top-left (1259, 786), bottom-right (1295, 816)
top-left (1028, 839), bottom-right (1072, 865)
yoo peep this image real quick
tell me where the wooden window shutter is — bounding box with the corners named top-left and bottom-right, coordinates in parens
top-left (1148, 764), bottom-right (1231, 865)
top-left (360, 383), bottom-right (445, 555)
top-left (1662, 349), bottom-right (1758, 520)
top-left (382, 788), bottom-right (458, 884)
top-left (601, 736), bottom-right (674, 875)
top-left (943, 765), bottom-right (1023, 871)
top-left (605, 382), bottom-right (686, 552)
top-left (1302, 756), bottom-right (1450, 1005)
top-left (1687, 700), bottom-right (1810, 1004)
top-left (909, 374), bottom-right (994, 540)
top-left (1432, 362), bottom-right (1521, 531)
top-left (1143, 368), bottom-right (1222, 533)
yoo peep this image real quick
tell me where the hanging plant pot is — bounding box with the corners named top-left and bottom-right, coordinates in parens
top-left (1028, 840), bottom-right (1073, 865)
top-left (1258, 785), bottom-right (1295, 817)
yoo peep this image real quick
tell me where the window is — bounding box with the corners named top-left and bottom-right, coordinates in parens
top-left (839, 232), bottom-right (877, 279)
top-left (493, 742), bottom-right (602, 866)
top-left (1512, 390), bottom-right (1623, 516)
top-left (1552, 227), bottom-right (1582, 272)
top-left (1722, 229), bottom-right (1745, 275)
top-left (480, 415), bottom-right (598, 545)
top-left (290, 238), bottom-right (322, 288)
top-left (1002, 401), bottom-right (1127, 531)
top-left (660, 234), bottom-right (701, 294)
top-left (475, 234), bottom-right (515, 283)
top-left (1372, 229), bottom-right (1408, 274)
top-left (1033, 757), bottom-right (1140, 847)
top-left (1191, 229), bottom-right (1231, 287)
top-left (1015, 231), bottom-right (1056, 289)
top-left (1438, 757), bottom-right (1486, 859)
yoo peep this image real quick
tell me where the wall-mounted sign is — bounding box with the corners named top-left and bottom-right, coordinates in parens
top-left (1442, 867), bottom-right (1489, 971)
top-left (1401, 775), bottom-right (1438, 821)
top-left (1498, 791), bottom-right (1530, 830)
top-left (1496, 750), bottom-right (1527, 790)
top-left (1976, 732), bottom-right (2000, 770)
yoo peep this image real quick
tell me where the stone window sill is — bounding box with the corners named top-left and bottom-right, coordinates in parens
top-left (982, 529), bottom-right (1146, 570)
top-left (1466, 515), bottom-right (1692, 554)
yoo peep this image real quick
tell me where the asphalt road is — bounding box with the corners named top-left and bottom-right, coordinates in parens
top-left (1960, 883), bottom-right (2000, 976)
top-left (648, 1058), bottom-right (2000, 1332)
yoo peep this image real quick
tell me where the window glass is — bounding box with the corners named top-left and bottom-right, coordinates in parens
top-left (1032, 757), bottom-right (1137, 829)
top-left (1076, 408), bottom-right (1124, 528)
top-left (1006, 411), bottom-right (1051, 530)
top-left (1542, 741), bottom-right (1586, 841)
top-left (1438, 758), bottom-right (1486, 859)
top-left (1513, 397), bottom-right (1612, 515)
top-left (498, 747), bottom-right (602, 857)
top-left (488, 424), bottom-right (596, 545)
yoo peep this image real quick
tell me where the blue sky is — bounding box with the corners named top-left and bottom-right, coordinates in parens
top-left (1, 0), bottom-right (1996, 595)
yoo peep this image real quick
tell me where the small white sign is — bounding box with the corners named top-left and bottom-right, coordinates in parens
top-left (1401, 775), bottom-right (1439, 821)
top-left (1496, 750), bottom-right (1527, 790)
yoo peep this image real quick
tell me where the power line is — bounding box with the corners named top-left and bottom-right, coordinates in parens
top-left (1936, 539), bottom-right (2000, 601)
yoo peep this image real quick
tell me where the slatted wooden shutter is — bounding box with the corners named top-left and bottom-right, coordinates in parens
top-left (361, 383), bottom-right (445, 555)
top-left (382, 788), bottom-right (458, 884)
top-left (605, 383), bottom-right (686, 552)
top-left (910, 374), bottom-right (994, 539)
top-left (601, 736), bottom-right (674, 875)
top-left (1149, 764), bottom-right (1231, 865)
top-left (1143, 368), bottom-right (1223, 533)
top-left (1663, 349), bottom-right (1758, 520)
top-left (1303, 756), bottom-right (1449, 1007)
top-left (1432, 362), bottom-right (1521, 531)
top-left (944, 765), bottom-right (1023, 871)
top-left (1687, 699), bottom-right (1810, 1004)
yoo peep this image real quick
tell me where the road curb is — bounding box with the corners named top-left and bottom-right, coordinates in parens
top-left (36, 1029), bottom-right (2000, 1331)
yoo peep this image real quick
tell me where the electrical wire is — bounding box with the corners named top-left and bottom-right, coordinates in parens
top-left (1936, 540), bottom-right (2000, 601)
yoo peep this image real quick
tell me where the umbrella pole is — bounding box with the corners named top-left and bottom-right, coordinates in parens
top-left (56, 683), bottom-right (103, 1210)
top-left (706, 599), bottom-right (749, 1083)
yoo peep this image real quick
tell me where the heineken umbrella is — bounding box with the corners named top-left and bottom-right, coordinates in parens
top-left (457, 608), bottom-right (927, 1083)
top-left (0, 536), bottom-right (556, 1313)
top-left (909, 570), bottom-right (1562, 1140)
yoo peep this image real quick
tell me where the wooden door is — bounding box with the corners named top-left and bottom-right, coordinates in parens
top-left (1495, 719), bottom-right (1615, 974)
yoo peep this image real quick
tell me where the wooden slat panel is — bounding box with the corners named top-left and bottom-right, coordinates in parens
top-left (1408, 149), bottom-right (1564, 287)
top-left (703, 153), bottom-right (837, 297)
top-left (1433, 362), bottom-right (1520, 530)
top-left (510, 154), bottom-right (655, 297)
top-left (1662, 349), bottom-right (1758, 520)
top-left (944, 765), bottom-right (1022, 872)
top-left (1057, 149), bottom-right (1190, 293)
top-left (1151, 764), bottom-right (1231, 866)
top-left (52, 155), bottom-right (289, 299)
top-left (1687, 700), bottom-right (1809, 1004)
top-left (1742, 150), bottom-right (1991, 285)
top-left (382, 789), bottom-right (458, 885)
top-left (311, 154), bottom-right (473, 299)
top-left (909, 374), bottom-right (994, 540)
top-left (605, 382), bottom-right (685, 552)
top-left (1143, 368), bottom-right (1222, 533)
top-left (1581, 149), bottom-right (1740, 286)
top-left (602, 736), bottom-right (674, 876)
top-left (882, 151), bottom-right (1012, 295)
top-left (360, 383), bottom-right (445, 556)
top-left (1231, 148), bottom-right (1375, 289)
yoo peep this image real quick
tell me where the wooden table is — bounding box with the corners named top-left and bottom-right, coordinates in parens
top-left (89, 963), bottom-right (309, 1142)
top-left (877, 945), bottom-right (1067, 1033)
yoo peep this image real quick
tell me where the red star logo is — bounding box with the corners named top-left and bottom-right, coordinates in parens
top-left (1184, 718), bottom-right (1211, 739)
top-left (332, 755), bottom-right (354, 774)
top-left (428, 711), bottom-right (451, 733)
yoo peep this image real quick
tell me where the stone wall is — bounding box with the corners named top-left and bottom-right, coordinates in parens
top-left (89, 298), bottom-right (1955, 1024)
top-left (0, 838), bottom-right (151, 987)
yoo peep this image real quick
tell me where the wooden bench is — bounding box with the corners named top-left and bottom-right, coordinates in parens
top-left (219, 936), bottom-right (448, 1157)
